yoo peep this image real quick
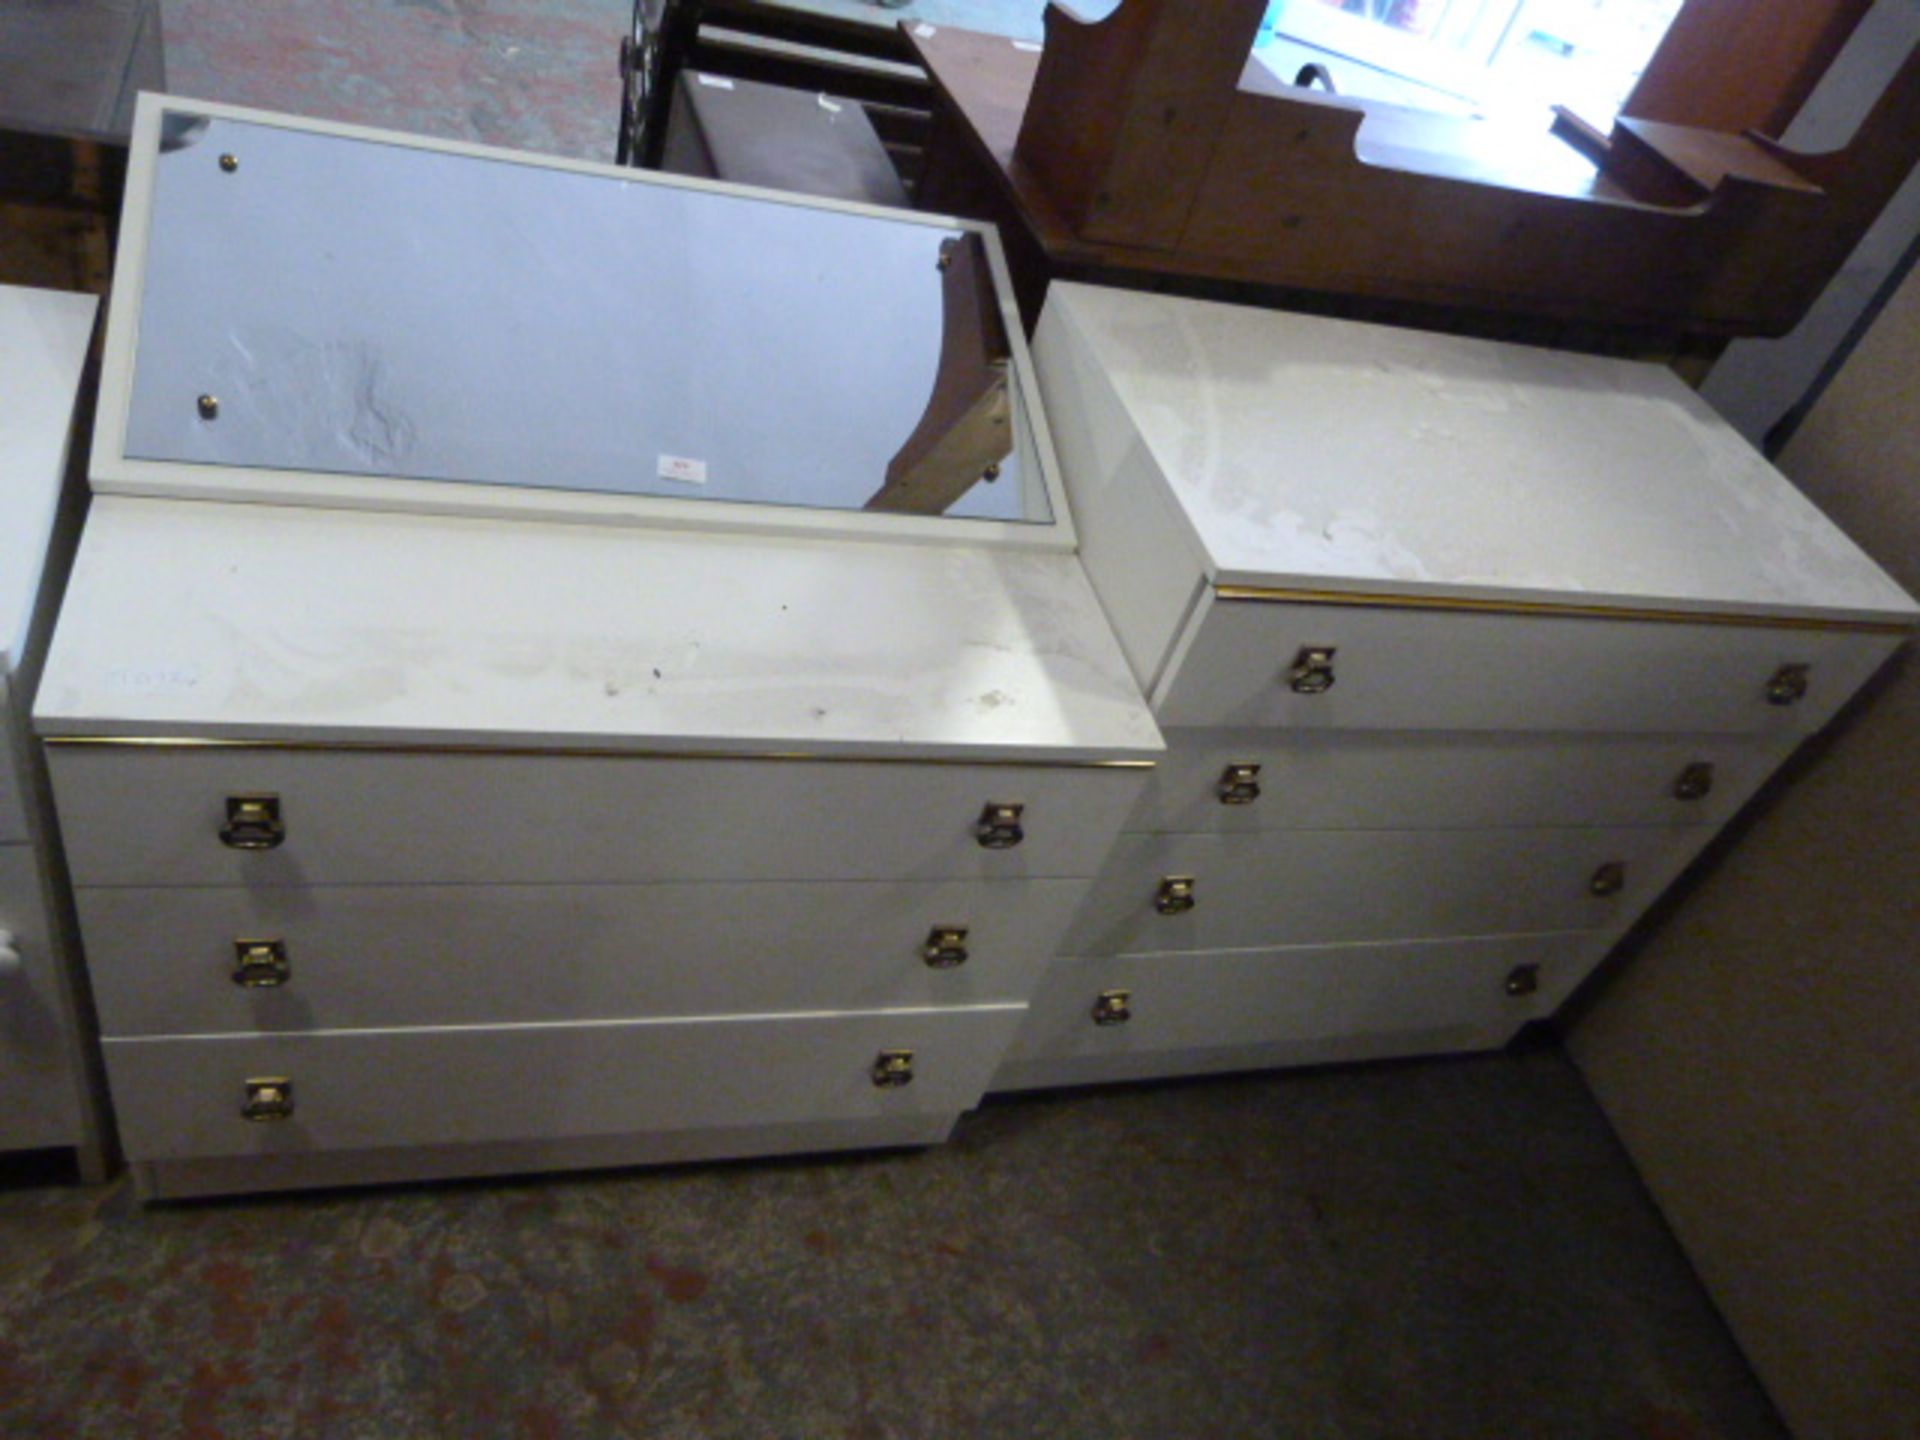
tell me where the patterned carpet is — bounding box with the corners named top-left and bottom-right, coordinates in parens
top-left (1, 1045), bottom-right (1785, 1439)
top-left (161, 0), bottom-right (632, 160)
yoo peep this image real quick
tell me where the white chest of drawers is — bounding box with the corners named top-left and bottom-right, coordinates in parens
top-left (33, 97), bottom-right (1163, 1199)
top-left (996, 283), bottom-right (1918, 1091)
top-left (0, 284), bottom-right (105, 1174)
top-left (38, 500), bottom-right (1159, 1198)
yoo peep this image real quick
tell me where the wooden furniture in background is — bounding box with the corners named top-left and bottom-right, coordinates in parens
top-left (908, 0), bottom-right (1920, 344)
top-left (0, 0), bottom-right (163, 291)
top-left (621, 0), bottom-right (1047, 186)
top-left (659, 69), bottom-right (910, 206)
top-left (1624, 0), bottom-right (1872, 134)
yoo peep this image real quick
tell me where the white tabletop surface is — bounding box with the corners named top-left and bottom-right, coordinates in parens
top-left (36, 496), bottom-right (1162, 761)
top-left (1049, 283), bottom-right (1917, 625)
top-left (0, 285), bottom-right (97, 670)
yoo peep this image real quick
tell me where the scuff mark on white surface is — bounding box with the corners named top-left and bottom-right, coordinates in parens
top-left (1055, 284), bottom-right (1915, 616)
top-left (344, 346), bottom-right (416, 468)
top-left (208, 328), bottom-right (418, 473)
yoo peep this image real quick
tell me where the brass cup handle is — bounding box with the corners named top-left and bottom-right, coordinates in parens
top-left (231, 940), bottom-right (291, 988)
top-left (1765, 664), bottom-right (1810, 706)
top-left (1155, 876), bottom-right (1196, 915)
top-left (1589, 861), bottom-right (1626, 897)
top-left (975, 802), bottom-right (1025, 850)
top-left (1091, 989), bottom-right (1132, 1026)
top-left (871, 1050), bottom-right (915, 1088)
top-left (220, 795), bottom-right (285, 851)
top-left (1672, 762), bottom-right (1715, 802)
top-left (1287, 646), bottom-right (1337, 695)
top-left (922, 927), bottom-right (970, 969)
top-left (241, 1077), bottom-right (294, 1123)
top-left (1217, 763), bottom-right (1262, 806)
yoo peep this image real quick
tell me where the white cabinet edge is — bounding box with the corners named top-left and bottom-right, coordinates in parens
top-left (0, 286), bottom-right (97, 672)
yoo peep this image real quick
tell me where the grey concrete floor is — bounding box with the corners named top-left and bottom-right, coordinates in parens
top-left (0, 1043), bottom-right (1785, 1439)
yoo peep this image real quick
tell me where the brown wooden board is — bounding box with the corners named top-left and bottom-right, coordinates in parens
top-left (906, 4), bottom-right (1920, 341)
top-left (1626, 0), bottom-right (1872, 135)
top-left (659, 70), bottom-right (910, 206)
top-left (868, 232), bottom-right (1013, 516)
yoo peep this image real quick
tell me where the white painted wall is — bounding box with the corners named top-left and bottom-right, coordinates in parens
top-left (1570, 262), bottom-right (1920, 1440)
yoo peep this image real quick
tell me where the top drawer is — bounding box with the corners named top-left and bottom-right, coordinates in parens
top-left (49, 746), bottom-right (1147, 888)
top-left (1154, 596), bottom-right (1902, 736)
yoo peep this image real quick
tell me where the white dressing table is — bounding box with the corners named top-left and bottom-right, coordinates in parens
top-left (36, 99), bottom-right (1160, 1199)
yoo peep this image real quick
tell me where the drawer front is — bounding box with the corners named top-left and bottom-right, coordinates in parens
top-left (105, 1004), bottom-right (1026, 1162)
top-left (0, 844), bottom-right (83, 1150)
top-left (1064, 825), bottom-right (1706, 956)
top-left (1133, 729), bottom-right (1788, 833)
top-left (50, 748), bottom-right (1146, 887)
top-left (1001, 934), bottom-right (1591, 1070)
top-left (1157, 597), bottom-right (1899, 735)
top-left (81, 878), bottom-right (1087, 1035)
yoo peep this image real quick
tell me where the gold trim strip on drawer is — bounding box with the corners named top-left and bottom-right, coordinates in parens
top-left (40, 736), bottom-right (1155, 769)
top-left (1213, 585), bottom-right (1916, 636)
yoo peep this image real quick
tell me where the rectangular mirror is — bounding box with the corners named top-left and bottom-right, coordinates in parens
top-left (97, 99), bottom-right (1068, 544)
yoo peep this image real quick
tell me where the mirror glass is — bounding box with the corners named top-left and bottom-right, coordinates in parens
top-left (125, 111), bottom-right (1048, 524)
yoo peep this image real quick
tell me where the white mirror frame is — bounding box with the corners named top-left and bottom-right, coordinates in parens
top-left (93, 94), bottom-right (1078, 553)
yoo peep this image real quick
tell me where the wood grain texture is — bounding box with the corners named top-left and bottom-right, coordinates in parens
top-left (911, 4), bottom-right (1920, 338)
top-left (1624, 0), bottom-right (1872, 135)
top-left (1014, 0), bottom-right (1261, 246)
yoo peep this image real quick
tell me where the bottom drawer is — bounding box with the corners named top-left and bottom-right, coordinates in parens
top-left (993, 934), bottom-right (1597, 1091)
top-left (106, 1004), bottom-right (1025, 1163)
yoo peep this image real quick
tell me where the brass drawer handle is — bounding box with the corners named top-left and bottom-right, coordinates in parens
top-left (1504, 965), bottom-right (1540, 998)
top-left (1091, 989), bottom-right (1132, 1026)
top-left (220, 794), bottom-right (285, 851)
top-left (1765, 663), bottom-right (1810, 706)
top-left (1155, 876), bottom-right (1196, 915)
top-left (1672, 762), bottom-right (1715, 802)
top-left (1217, 762), bottom-right (1262, 805)
top-left (231, 939), bottom-right (291, 988)
top-left (975, 802), bottom-right (1025, 850)
top-left (871, 1049), bottom-right (914, 1088)
top-left (1287, 646), bottom-right (1336, 695)
top-left (241, 1077), bottom-right (294, 1122)
top-left (1589, 861), bottom-right (1626, 897)
top-left (922, 926), bottom-right (970, 969)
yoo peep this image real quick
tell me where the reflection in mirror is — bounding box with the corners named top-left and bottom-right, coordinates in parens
top-left (866, 233), bottom-right (1011, 516)
top-left (125, 110), bottom-right (1048, 523)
